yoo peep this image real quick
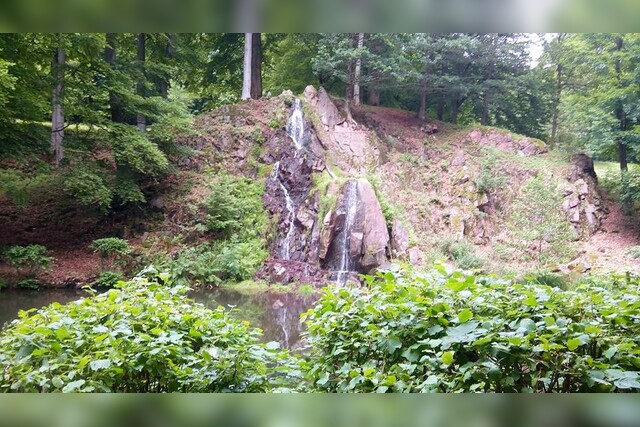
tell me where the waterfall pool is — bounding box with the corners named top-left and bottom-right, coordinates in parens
top-left (0, 287), bottom-right (317, 350)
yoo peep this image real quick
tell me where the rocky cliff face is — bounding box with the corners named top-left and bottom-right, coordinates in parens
top-left (260, 89), bottom-right (393, 284)
top-left (319, 179), bottom-right (390, 280)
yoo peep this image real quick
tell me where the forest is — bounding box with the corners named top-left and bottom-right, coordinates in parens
top-left (1, 33), bottom-right (640, 393)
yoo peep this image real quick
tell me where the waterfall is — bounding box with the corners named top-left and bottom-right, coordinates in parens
top-left (286, 99), bottom-right (305, 150)
top-left (270, 161), bottom-right (296, 260)
top-left (335, 180), bottom-right (358, 286)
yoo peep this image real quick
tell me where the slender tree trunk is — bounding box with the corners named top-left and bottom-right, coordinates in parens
top-left (614, 36), bottom-right (631, 215)
top-left (450, 98), bottom-right (459, 124)
top-left (481, 91), bottom-right (490, 125)
top-left (104, 33), bottom-right (124, 122)
top-left (345, 59), bottom-right (354, 124)
top-left (418, 85), bottom-right (427, 120)
top-left (250, 33), bottom-right (262, 99)
top-left (353, 32), bottom-right (364, 106)
top-left (136, 33), bottom-right (146, 133)
top-left (241, 33), bottom-right (252, 100)
top-left (158, 33), bottom-right (175, 99)
top-left (368, 89), bottom-right (380, 106)
top-left (51, 46), bottom-right (65, 167)
top-left (550, 63), bottom-right (562, 146)
top-left (436, 98), bottom-right (445, 121)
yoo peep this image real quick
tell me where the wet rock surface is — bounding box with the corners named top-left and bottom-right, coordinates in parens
top-left (320, 179), bottom-right (391, 275)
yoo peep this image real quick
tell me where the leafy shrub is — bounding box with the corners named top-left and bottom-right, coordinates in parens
top-left (475, 153), bottom-right (506, 194)
top-left (91, 271), bottom-right (124, 288)
top-left (523, 270), bottom-right (568, 289)
top-left (205, 174), bottom-right (267, 239)
top-left (0, 169), bottom-right (56, 208)
top-left (169, 240), bottom-right (268, 286)
top-left (91, 238), bottom-right (132, 270)
top-left (0, 277), bottom-right (299, 392)
top-left (2, 245), bottom-right (53, 277)
top-left (303, 267), bottom-right (640, 392)
top-left (507, 176), bottom-right (573, 266)
top-left (437, 237), bottom-right (483, 270)
top-left (15, 278), bottom-right (40, 290)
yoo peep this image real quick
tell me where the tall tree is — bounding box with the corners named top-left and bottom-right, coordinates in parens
top-left (250, 33), bottom-right (262, 99)
top-left (104, 33), bottom-right (124, 122)
top-left (353, 33), bottom-right (364, 106)
top-left (241, 33), bottom-right (252, 100)
top-left (51, 38), bottom-right (65, 167)
top-left (136, 33), bottom-right (146, 132)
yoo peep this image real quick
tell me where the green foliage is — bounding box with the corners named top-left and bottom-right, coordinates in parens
top-left (91, 238), bottom-right (132, 270)
top-left (0, 277), bottom-right (299, 392)
top-left (303, 267), bottom-right (640, 392)
top-left (205, 174), bottom-right (267, 240)
top-left (0, 168), bottom-right (56, 208)
top-left (507, 176), bottom-right (573, 266)
top-left (437, 237), bottom-right (484, 270)
top-left (475, 153), bottom-right (506, 194)
top-left (91, 271), bottom-right (125, 288)
top-left (523, 270), bottom-right (568, 289)
top-left (14, 278), bottom-right (41, 290)
top-left (2, 245), bottom-right (52, 277)
top-left (168, 241), bottom-right (268, 286)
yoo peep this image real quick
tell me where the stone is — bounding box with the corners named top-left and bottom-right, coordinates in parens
top-left (356, 179), bottom-right (391, 273)
top-left (317, 87), bottom-right (343, 129)
top-left (303, 85), bottom-right (318, 106)
top-left (390, 219), bottom-right (410, 258)
top-left (451, 150), bottom-right (467, 167)
top-left (408, 248), bottom-right (421, 265)
top-left (569, 153), bottom-right (597, 182)
top-left (574, 179), bottom-right (589, 196)
top-left (562, 196), bottom-right (580, 212)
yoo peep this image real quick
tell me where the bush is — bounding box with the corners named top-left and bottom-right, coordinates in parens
top-left (507, 176), bottom-right (573, 266)
top-left (168, 240), bottom-right (268, 286)
top-left (90, 271), bottom-right (124, 288)
top-left (0, 277), bottom-right (300, 392)
top-left (437, 237), bottom-right (483, 270)
top-left (2, 245), bottom-right (53, 278)
top-left (475, 153), bottom-right (506, 194)
top-left (205, 174), bottom-right (267, 240)
top-left (523, 270), bottom-right (568, 289)
top-left (302, 267), bottom-right (640, 392)
top-left (91, 238), bottom-right (132, 270)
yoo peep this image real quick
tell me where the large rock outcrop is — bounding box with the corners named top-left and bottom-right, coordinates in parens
top-left (320, 179), bottom-right (390, 275)
top-left (562, 153), bottom-right (604, 238)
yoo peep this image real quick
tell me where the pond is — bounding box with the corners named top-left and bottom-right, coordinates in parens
top-left (0, 287), bottom-right (318, 350)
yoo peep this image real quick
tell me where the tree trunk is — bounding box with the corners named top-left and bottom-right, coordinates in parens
top-left (481, 91), bottom-right (490, 125)
top-left (158, 33), bottom-right (175, 99)
top-left (104, 33), bottom-right (124, 122)
top-left (345, 59), bottom-right (354, 124)
top-left (136, 33), bottom-right (146, 133)
top-left (250, 33), bottom-right (262, 99)
top-left (450, 98), bottom-right (459, 124)
top-left (418, 86), bottom-right (427, 120)
top-left (614, 36), bottom-right (631, 215)
top-left (51, 46), bottom-right (65, 167)
top-left (368, 89), bottom-right (380, 106)
top-left (550, 63), bottom-right (562, 146)
top-left (241, 33), bottom-right (252, 100)
top-left (353, 32), bottom-right (364, 106)
top-left (436, 98), bottom-right (445, 121)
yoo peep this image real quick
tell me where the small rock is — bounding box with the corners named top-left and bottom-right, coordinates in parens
top-left (451, 150), bottom-right (466, 167)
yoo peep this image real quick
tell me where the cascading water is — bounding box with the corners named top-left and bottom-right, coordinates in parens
top-left (270, 161), bottom-right (296, 260)
top-left (335, 180), bottom-right (358, 286)
top-left (286, 99), bottom-right (305, 150)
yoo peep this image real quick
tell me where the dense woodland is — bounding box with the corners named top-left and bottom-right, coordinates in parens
top-left (2, 33), bottom-right (640, 393)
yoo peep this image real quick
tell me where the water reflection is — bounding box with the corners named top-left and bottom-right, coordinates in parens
top-left (0, 287), bottom-right (318, 350)
top-left (190, 288), bottom-right (318, 350)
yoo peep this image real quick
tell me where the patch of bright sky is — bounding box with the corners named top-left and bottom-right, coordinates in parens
top-left (528, 33), bottom-right (556, 67)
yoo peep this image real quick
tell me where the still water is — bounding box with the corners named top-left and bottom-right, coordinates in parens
top-left (0, 287), bottom-right (318, 350)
